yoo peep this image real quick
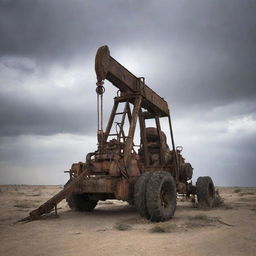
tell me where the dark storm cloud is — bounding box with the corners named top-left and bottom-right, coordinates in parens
top-left (180, 119), bottom-right (256, 187)
top-left (0, 92), bottom-right (96, 136)
top-left (0, 0), bottom-right (256, 185)
top-left (0, 53), bottom-right (118, 136)
top-left (0, 134), bottom-right (97, 184)
top-left (1, 0), bottom-right (255, 133)
top-left (0, 54), bottom-right (99, 136)
top-left (1, 0), bottom-right (255, 109)
top-left (0, 0), bottom-right (146, 62)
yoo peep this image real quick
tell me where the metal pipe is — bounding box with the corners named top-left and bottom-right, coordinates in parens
top-left (168, 114), bottom-right (179, 181)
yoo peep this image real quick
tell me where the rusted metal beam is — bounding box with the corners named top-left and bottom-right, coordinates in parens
top-left (155, 116), bottom-right (165, 165)
top-left (116, 102), bottom-right (128, 143)
top-left (168, 115), bottom-right (179, 182)
top-left (19, 168), bottom-right (91, 221)
top-left (139, 110), bottom-right (150, 167)
top-left (95, 45), bottom-right (169, 117)
top-left (123, 96), bottom-right (142, 168)
top-left (126, 103), bottom-right (132, 123)
top-left (104, 101), bottom-right (119, 142)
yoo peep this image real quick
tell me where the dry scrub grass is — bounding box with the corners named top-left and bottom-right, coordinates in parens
top-left (250, 208), bottom-right (256, 213)
top-left (239, 192), bottom-right (255, 196)
top-left (27, 192), bottom-right (42, 197)
top-left (188, 214), bottom-right (209, 221)
top-left (114, 223), bottom-right (132, 231)
top-left (150, 222), bottom-right (177, 233)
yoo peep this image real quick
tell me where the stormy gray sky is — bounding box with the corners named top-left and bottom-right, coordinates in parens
top-left (0, 0), bottom-right (256, 186)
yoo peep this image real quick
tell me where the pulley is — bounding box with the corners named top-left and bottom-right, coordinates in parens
top-left (96, 81), bottom-right (105, 95)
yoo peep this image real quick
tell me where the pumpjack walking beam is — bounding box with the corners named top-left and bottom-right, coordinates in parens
top-left (95, 46), bottom-right (169, 117)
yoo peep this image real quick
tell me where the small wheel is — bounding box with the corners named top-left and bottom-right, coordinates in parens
top-left (134, 172), bottom-right (153, 218)
top-left (196, 176), bottom-right (215, 208)
top-left (146, 171), bottom-right (177, 222)
top-left (66, 193), bottom-right (98, 212)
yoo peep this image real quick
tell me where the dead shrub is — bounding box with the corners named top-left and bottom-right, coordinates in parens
top-left (213, 190), bottom-right (224, 207)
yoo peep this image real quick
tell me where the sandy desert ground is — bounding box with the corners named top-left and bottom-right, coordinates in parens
top-left (0, 185), bottom-right (255, 256)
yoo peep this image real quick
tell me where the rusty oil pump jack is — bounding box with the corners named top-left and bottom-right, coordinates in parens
top-left (20, 46), bottom-right (215, 222)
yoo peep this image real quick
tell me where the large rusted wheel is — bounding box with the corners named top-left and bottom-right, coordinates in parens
top-left (134, 172), bottom-right (153, 218)
top-left (65, 179), bottom-right (97, 212)
top-left (196, 176), bottom-right (215, 208)
top-left (146, 171), bottom-right (177, 222)
top-left (66, 193), bottom-right (98, 212)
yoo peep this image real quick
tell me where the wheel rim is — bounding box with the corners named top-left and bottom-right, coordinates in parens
top-left (208, 182), bottom-right (214, 198)
top-left (160, 181), bottom-right (173, 208)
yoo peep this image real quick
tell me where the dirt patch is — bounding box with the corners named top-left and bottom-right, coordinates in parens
top-left (185, 214), bottom-right (234, 228)
top-left (218, 203), bottom-right (234, 210)
top-left (185, 214), bottom-right (218, 228)
top-left (238, 196), bottom-right (256, 202)
top-left (14, 200), bottom-right (41, 209)
top-left (0, 185), bottom-right (255, 256)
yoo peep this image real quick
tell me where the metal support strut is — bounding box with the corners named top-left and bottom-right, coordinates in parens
top-left (96, 82), bottom-right (105, 148)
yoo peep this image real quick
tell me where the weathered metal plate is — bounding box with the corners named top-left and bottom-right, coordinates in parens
top-left (79, 176), bottom-right (117, 194)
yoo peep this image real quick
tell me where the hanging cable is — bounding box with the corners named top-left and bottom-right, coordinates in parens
top-left (100, 90), bottom-right (103, 130)
top-left (97, 93), bottom-right (99, 130)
